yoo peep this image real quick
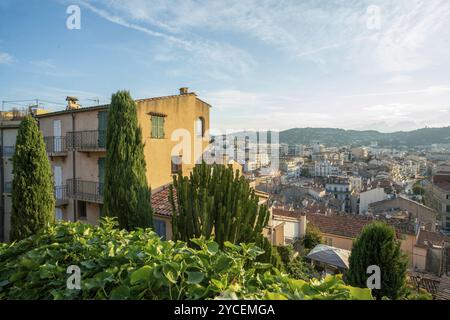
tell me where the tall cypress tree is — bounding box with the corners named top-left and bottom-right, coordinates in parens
top-left (10, 115), bottom-right (55, 241)
top-left (346, 222), bottom-right (407, 300)
top-left (103, 90), bottom-right (152, 230)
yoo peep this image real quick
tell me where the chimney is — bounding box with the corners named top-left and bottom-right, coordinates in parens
top-left (299, 213), bottom-right (307, 238)
top-left (179, 87), bottom-right (189, 95)
top-left (66, 96), bottom-right (80, 110)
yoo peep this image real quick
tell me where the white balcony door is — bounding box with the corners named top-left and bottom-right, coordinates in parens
top-left (54, 166), bottom-right (62, 199)
top-left (53, 120), bottom-right (62, 152)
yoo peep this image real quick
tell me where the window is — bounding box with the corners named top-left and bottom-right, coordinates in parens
top-left (78, 201), bottom-right (87, 219)
top-left (447, 194), bottom-right (450, 200)
top-left (446, 217), bottom-right (450, 230)
top-left (154, 219), bottom-right (166, 239)
top-left (196, 117), bottom-right (205, 137)
top-left (151, 116), bottom-right (165, 139)
top-left (171, 155), bottom-right (182, 174)
top-left (447, 205), bottom-right (450, 213)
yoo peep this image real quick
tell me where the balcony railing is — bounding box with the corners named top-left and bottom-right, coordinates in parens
top-left (67, 178), bottom-right (104, 203)
top-left (55, 185), bottom-right (69, 206)
top-left (67, 130), bottom-right (106, 151)
top-left (1, 146), bottom-right (15, 157)
top-left (44, 136), bottom-right (67, 155)
top-left (4, 181), bottom-right (12, 194)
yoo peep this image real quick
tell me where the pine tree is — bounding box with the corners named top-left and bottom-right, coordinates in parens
top-left (169, 162), bottom-right (270, 248)
top-left (10, 115), bottom-right (55, 241)
top-left (346, 222), bottom-right (407, 300)
top-left (103, 90), bottom-right (152, 230)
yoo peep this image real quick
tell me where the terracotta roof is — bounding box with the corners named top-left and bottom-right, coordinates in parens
top-left (151, 186), bottom-right (175, 217)
top-left (306, 213), bottom-right (373, 239)
top-left (272, 209), bottom-right (416, 238)
top-left (416, 229), bottom-right (450, 249)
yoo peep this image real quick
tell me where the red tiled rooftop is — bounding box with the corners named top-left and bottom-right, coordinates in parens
top-left (416, 229), bottom-right (450, 249)
top-left (272, 208), bottom-right (416, 238)
top-left (151, 186), bottom-right (175, 217)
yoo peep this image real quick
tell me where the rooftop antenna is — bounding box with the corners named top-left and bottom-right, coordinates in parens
top-left (86, 97), bottom-right (100, 106)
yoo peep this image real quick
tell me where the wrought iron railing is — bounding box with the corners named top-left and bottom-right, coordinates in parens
top-left (44, 136), bottom-right (67, 154)
top-left (66, 130), bottom-right (106, 151)
top-left (54, 185), bottom-right (68, 204)
top-left (66, 178), bottom-right (104, 203)
top-left (1, 146), bottom-right (15, 157)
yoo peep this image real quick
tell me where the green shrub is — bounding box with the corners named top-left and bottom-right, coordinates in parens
top-left (0, 218), bottom-right (372, 300)
top-left (346, 222), bottom-right (407, 300)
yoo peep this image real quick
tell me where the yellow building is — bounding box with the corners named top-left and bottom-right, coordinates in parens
top-left (37, 88), bottom-right (211, 238)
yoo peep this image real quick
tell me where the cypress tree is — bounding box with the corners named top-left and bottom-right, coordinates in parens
top-left (10, 115), bottom-right (55, 241)
top-left (103, 90), bottom-right (152, 230)
top-left (346, 222), bottom-right (407, 300)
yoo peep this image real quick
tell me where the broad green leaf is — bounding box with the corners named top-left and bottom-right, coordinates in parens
top-left (207, 242), bottom-right (219, 255)
top-left (110, 285), bottom-right (130, 300)
top-left (130, 266), bottom-right (152, 285)
top-left (186, 271), bottom-right (204, 284)
top-left (265, 292), bottom-right (288, 300)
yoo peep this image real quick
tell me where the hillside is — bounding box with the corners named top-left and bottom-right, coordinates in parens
top-left (279, 127), bottom-right (450, 147)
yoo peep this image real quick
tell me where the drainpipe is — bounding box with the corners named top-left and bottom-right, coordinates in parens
top-left (72, 112), bottom-right (77, 222)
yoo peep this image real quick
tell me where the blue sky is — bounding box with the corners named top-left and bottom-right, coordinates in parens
top-left (1, 0), bottom-right (450, 133)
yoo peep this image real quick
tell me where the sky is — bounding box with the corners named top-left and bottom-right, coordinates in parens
top-left (0, 0), bottom-right (450, 133)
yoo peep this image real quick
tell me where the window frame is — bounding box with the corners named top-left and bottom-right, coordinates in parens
top-left (154, 219), bottom-right (167, 240)
top-left (151, 115), bottom-right (165, 139)
top-left (196, 117), bottom-right (205, 138)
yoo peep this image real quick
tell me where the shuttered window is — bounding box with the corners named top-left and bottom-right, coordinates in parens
top-left (151, 116), bottom-right (165, 139)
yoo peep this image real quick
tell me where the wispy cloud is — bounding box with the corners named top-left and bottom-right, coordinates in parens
top-left (76, 0), bottom-right (255, 80)
top-left (0, 52), bottom-right (13, 64)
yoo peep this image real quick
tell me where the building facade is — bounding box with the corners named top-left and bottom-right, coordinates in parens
top-left (36, 88), bottom-right (211, 237)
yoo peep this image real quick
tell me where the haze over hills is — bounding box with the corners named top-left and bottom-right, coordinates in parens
top-left (279, 127), bottom-right (450, 147)
top-left (224, 126), bottom-right (450, 147)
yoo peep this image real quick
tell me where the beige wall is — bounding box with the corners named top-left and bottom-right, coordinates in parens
top-left (37, 93), bottom-right (210, 227)
top-left (137, 95), bottom-right (210, 189)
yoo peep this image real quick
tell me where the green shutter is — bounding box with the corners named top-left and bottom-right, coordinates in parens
top-left (98, 111), bottom-right (108, 148)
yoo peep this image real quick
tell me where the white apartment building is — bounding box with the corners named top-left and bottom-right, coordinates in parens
top-left (314, 160), bottom-right (341, 177)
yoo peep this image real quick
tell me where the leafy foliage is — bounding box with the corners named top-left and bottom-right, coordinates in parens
top-left (302, 224), bottom-right (323, 252)
top-left (346, 222), bottom-right (407, 300)
top-left (10, 115), bottom-right (55, 241)
top-left (103, 90), bottom-right (152, 230)
top-left (276, 245), bottom-right (318, 280)
top-left (0, 218), bottom-right (373, 300)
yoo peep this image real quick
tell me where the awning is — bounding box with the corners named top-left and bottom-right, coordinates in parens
top-left (306, 244), bottom-right (351, 269)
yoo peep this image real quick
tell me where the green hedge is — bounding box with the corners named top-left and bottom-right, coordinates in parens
top-left (0, 218), bottom-right (373, 300)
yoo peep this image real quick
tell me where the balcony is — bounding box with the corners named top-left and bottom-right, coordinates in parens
top-left (67, 130), bottom-right (106, 152)
top-left (67, 178), bottom-right (104, 203)
top-left (55, 185), bottom-right (69, 207)
top-left (1, 146), bottom-right (15, 158)
top-left (44, 136), bottom-right (68, 156)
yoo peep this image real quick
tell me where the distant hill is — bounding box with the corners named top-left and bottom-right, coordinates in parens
top-left (278, 127), bottom-right (450, 147)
